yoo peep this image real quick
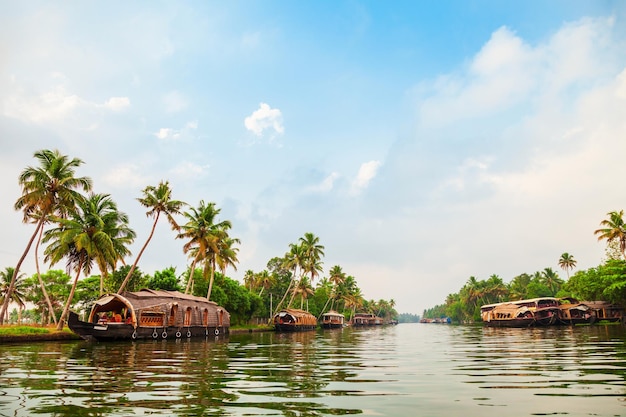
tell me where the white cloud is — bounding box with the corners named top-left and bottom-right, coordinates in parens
top-left (244, 102), bottom-right (284, 137)
top-left (350, 160), bottom-right (381, 195)
top-left (308, 172), bottom-right (340, 193)
top-left (103, 164), bottom-right (150, 189)
top-left (154, 120), bottom-right (198, 141)
top-left (2, 84), bottom-right (82, 124)
top-left (155, 127), bottom-right (180, 141)
top-left (104, 96), bottom-right (130, 111)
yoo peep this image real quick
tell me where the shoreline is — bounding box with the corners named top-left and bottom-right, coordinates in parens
top-left (0, 326), bottom-right (271, 344)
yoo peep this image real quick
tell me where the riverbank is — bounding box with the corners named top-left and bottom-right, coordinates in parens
top-left (0, 325), bottom-right (272, 344)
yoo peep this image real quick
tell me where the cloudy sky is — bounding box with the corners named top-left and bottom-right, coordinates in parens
top-left (1, 1), bottom-right (626, 315)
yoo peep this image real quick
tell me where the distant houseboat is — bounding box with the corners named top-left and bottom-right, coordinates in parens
top-left (321, 310), bottom-right (344, 329)
top-left (273, 308), bottom-right (317, 332)
top-left (68, 289), bottom-right (230, 341)
top-left (351, 313), bottom-right (383, 327)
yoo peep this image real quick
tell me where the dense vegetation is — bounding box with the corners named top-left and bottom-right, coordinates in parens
top-left (423, 216), bottom-right (626, 323)
top-left (0, 149), bottom-right (397, 327)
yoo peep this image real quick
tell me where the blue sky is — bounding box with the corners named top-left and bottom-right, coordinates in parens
top-left (1, 1), bottom-right (626, 314)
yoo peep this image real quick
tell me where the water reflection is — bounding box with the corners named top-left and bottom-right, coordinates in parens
top-left (1, 325), bottom-right (626, 416)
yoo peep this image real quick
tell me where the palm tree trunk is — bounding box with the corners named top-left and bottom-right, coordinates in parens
top-left (0, 217), bottom-right (45, 324)
top-left (287, 276), bottom-right (302, 308)
top-left (206, 256), bottom-right (216, 300)
top-left (185, 254), bottom-right (200, 294)
top-left (35, 224), bottom-right (57, 325)
top-left (117, 212), bottom-right (160, 294)
top-left (57, 260), bottom-right (83, 331)
top-left (273, 276), bottom-right (295, 315)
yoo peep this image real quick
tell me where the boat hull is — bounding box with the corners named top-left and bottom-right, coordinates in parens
top-left (321, 322), bottom-right (344, 329)
top-left (68, 311), bottom-right (228, 341)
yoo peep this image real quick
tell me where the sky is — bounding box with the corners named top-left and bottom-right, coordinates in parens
top-left (1, 1), bottom-right (626, 315)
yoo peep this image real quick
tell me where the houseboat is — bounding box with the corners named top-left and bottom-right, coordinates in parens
top-left (351, 313), bottom-right (383, 326)
top-left (557, 298), bottom-right (596, 325)
top-left (273, 308), bottom-right (317, 332)
top-left (321, 310), bottom-right (345, 329)
top-left (481, 297), bottom-right (561, 327)
top-left (582, 301), bottom-right (625, 323)
top-left (67, 289), bottom-right (230, 341)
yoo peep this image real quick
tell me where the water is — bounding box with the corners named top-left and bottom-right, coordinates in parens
top-left (1, 324), bottom-right (626, 416)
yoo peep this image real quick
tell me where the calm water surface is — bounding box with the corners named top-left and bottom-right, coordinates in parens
top-left (1, 323), bottom-right (626, 416)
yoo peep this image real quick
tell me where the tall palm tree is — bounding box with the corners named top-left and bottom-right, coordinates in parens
top-left (300, 232), bottom-right (325, 284)
top-left (0, 267), bottom-right (26, 323)
top-left (0, 149), bottom-right (92, 324)
top-left (84, 193), bottom-right (136, 295)
top-left (44, 193), bottom-right (119, 330)
top-left (288, 233), bottom-right (324, 308)
top-left (558, 252), bottom-right (577, 279)
top-left (177, 201), bottom-right (233, 300)
top-left (273, 244), bottom-right (304, 314)
top-left (117, 181), bottom-right (185, 294)
top-left (594, 210), bottom-right (626, 260)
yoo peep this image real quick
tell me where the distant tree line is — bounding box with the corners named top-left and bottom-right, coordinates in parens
top-left (423, 210), bottom-right (626, 323)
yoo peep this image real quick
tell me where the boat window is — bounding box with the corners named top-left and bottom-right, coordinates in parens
top-left (184, 307), bottom-right (192, 326)
top-left (203, 309), bottom-right (209, 326)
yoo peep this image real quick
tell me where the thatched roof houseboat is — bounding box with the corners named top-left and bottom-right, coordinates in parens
top-left (68, 289), bottom-right (230, 341)
top-left (273, 308), bottom-right (317, 332)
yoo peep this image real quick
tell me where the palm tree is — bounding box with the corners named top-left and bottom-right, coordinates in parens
top-left (44, 193), bottom-right (119, 330)
top-left (243, 270), bottom-right (256, 292)
top-left (255, 270), bottom-right (274, 296)
top-left (117, 181), bottom-right (185, 294)
top-left (0, 267), bottom-right (26, 323)
top-left (177, 200), bottom-right (233, 300)
top-left (541, 267), bottom-right (563, 296)
top-left (288, 233), bottom-right (324, 308)
top-left (594, 210), bottom-right (626, 260)
top-left (294, 276), bottom-right (315, 310)
top-left (558, 253), bottom-right (577, 279)
top-left (273, 243), bottom-right (304, 314)
top-left (0, 149), bottom-right (92, 324)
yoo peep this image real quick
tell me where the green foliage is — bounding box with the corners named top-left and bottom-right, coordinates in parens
top-left (146, 267), bottom-right (182, 291)
top-left (397, 313), bottom-right (421, 323)
top-left (23, 270), bottom-right (71, 324)
top-left (106, 265), bottom-right (146, 293)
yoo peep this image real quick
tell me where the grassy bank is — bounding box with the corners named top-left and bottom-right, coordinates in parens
top-left (0, 325), bottom-right (80, 343)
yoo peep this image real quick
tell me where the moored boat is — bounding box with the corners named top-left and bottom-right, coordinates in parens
top-left (481, 297), bottom-right (560, 327)
top-left (582, 301), bottom-right (625, 323)
top-left (351, 313), bottom-right (383, 326)
top-left (557, 298), bottom-right (596, 325)
top-left (321, 310), bottom-right (344, 329)
top-left (68, 289), bottom-right (230, 341)
top-left (273, 308), bottom-right (317, 332)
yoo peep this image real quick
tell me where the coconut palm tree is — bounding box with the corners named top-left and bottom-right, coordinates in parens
top-left (288, 233), bottom-right (324, 308)
top-left (117, 181), bottom-right (185, 294)
top-left (274, 243), bottom-right (305, 314)
top-left (541, 267), bottom-right (563, 296)
top-left (0, 149), bottom-right (92, 324)
top-left (177, 200), bottom-right (233, 301)
top-left (255, 270), bottom-right (274, 296)
top-left (0, 267), bottom-right (26, 323)
top-left (294, 276), bottom-right (315, 310)
top-left (44, 193), bottom-right (120, 330)
top-left (558, 252), bottom-right (577, 279)
top-left (243, 270), bottom-right (256, 292)
top-left (594, 211), bottom-right (626, 260)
